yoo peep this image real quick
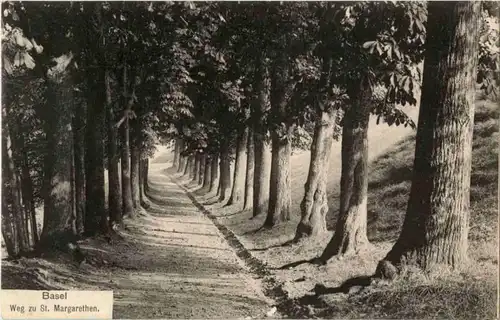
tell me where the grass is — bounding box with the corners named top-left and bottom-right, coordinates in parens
top-left (189, 97), bottom-right (498, 319)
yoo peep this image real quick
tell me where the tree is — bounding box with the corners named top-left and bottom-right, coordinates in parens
top-left (377, 1), bottom-right (482, 277)
top-left (227, 126), bottom-right (248, 205)
top-left (243, 128), bottom-right (255, 210)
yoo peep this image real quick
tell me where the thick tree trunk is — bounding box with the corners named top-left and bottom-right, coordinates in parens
top-left (38, 80), bottom-right (75, 248)
top-left (265, 129), bottom-right (293, 227)
top-left (209, 154), bottom-right (219, 193)
top-left (244, 129), bottom-right (255, 210)
top-left (320, 81), bottom-right (371, 260)
top-left (139, 158), bottom-right (150, 208)
top-left (120, 66), bottom-right (134, 219)
top-left (296, 109), bottom-right (337, 241)
top-left (377, 1), bottom-right (481, 277)
top-left (264, 55), bottom-right (297, 228)
top-left (130, 141), bottom-right (141, 209)
top-left (198, 153), bottom-right (206, 185)
top-left (252, 58), bottom-right (271, 217)
top-left (202, 156), bottom-right (212, 190)
top-left (2, 126), bottom-right (30, 254)
top-left (218, 143), bottom-right (232, 201)
top-left (178, 140), bottom-right (186, 173)
top-left (73, 102), bottom-right (86, 234)
top-left (105, 69), bottom-right (122, 227)
top-left (84, 70), bottom-right (107, 235)
top-left (182, 154), bottom-right (190, 176)
top-left (228, 128), bottom-right (248, 205)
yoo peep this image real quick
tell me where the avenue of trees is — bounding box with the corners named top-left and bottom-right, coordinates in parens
top-left (2, 1), bottom-right (498, 280)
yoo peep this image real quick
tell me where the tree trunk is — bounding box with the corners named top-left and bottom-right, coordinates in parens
top-left (2, 125), bottom-right (29, 254)
top-left (377, 1), bottom-right (481, 277)
top-left (209, 154), bottom-right (219, 193)
top-left (38, 80), bottom-right (75, 249)
top-left (218, 143), bottom-right (232, 201)
top-left (198, 153), bottom-right (206, 185)
top-left (182, 154), bottom-right (190, 176)
top-left (192, 153), bottom-right (201, 183)
top-left (252, 57), bottom-right (271, 217)
top-left (143, 158), bottom-right (149, 191)
top-left (173, 138), bottom-right (180, 169)
top-left (296, 109), bottom-right (337, 241)
top-left (202, 156), bottom-right (212, 190)
top-left (73, 102), bottom-right (86, 235)
top-left (265, 129), bottom-right (293, 227)
top-left (178, 140), bottom-right (186, 173)
top-left (120, 66), bottom-right (134, 219)
top-left (185, 155), bottom-right (194, 177)
top-left (2, 189), bottom-right (18, 256)
top-left (130, 141), bottom-right (141, 209)
top-left (264, 55), bottom-right (297, 228)
top-left (84, 70), bottom-right (107, 235)
top-left (228, 128), bottom-right (248, 205)
top-left (320, 80), bottom-right (371, 260)
top-left (244, 129), bottom-right (255, 210)
top-left (105, 69), bottom-right (122, 227)
top-left (139, 158), bottom-right (149, 208)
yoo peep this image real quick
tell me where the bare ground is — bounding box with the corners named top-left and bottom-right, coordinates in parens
top-left (1, 161), bottom-right (276, 319)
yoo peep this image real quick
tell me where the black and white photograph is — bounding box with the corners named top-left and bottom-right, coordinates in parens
top-left (0, 1), bottom-right (498, 319)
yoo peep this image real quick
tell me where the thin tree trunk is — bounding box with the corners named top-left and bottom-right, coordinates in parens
top-left (38, 79), bottom-right (75, 249)
top-left (1, 190), bottom-right (18, 256)
top-left (105, 69), bottom-right (122, 227)
top-left (218, 143), bottom-right (232, 202)
top-left (228, 128), bottom-right (248, 206)
top-left (120, 65), bottom-right (134, 219)
top-left (182, 154), bottom-right (190, 176)
top-left (130, 140), bottom-right (141, 209)
top-left (377, 1), bottom-right (481, 278)
top-left (84, 70), bottom-right (107, 235)
top-left (73, 102), bottom-right (86, 234)
top-left (178, 140), bottom-right (186, 173)
top-left (253, 56), bottom-right (272, 217)
top-left (198, 153), bottom-right (206, 185)
top-left (209, 154), bottom-right (219, 193)
top-left (173, 138), bottom-right (180, 169)
top-left (202, 156), bottom-right (212, 190)
top-left (295, 109), bottom-right (337, 241)
top-left (185, 155), bottom-right (194, 177)
top-left (244, 129), bottom-right (255, 210)
top-left (192, 153), bottom-right (201, 183)
top-left (320, 80), bottom-right (371, 260)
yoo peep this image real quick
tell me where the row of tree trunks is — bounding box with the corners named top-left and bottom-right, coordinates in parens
top-left (228, 127), bottom-right (248, 205)
top-left (243, 129), bottom-right (255, 210)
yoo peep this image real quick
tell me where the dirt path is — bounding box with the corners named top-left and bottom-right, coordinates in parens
top-left (2, 160), bottom-right (273, 319)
